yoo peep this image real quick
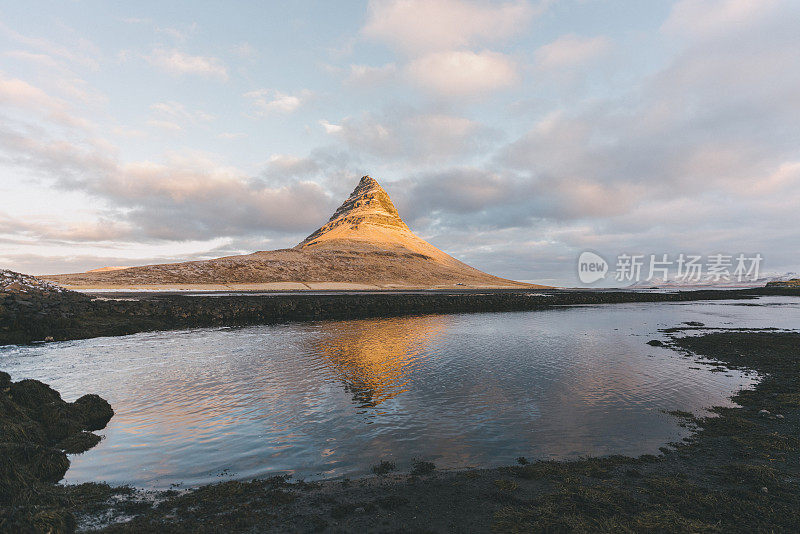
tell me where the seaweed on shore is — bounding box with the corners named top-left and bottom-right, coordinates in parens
top-left (0, 372), bottom-right (113, 533)
top-left (492, 332), bottom-right (800, 533)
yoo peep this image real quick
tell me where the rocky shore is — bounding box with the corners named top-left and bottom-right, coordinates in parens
top-left (11, 327), bottom-right (791, 533)
top-left (2, 268), bottom-right (799, 345)
top-left (0, 373), bottom-right (114, 532)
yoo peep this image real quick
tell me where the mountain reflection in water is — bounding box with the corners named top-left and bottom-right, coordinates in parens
top-left (2, 298), bottom-right (792, 489)
top-left (306, 316), bottom-right (447, 409)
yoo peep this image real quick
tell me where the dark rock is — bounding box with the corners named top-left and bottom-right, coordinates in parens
top-left (411, 459), bottom-right (436, 475)
top-left (44, 406), bottom-right (84, 443)
top-left (56, 431), bottom-right (102, 454)
top-left (0, 376), bottom-right (112, 532)
top-left (0, 371), bottom-right (10, 389)
top-left (72, 394), bottom-right (114, 430)
top-left (647, 339), bottom-right (664, 346)
top-left (0, 376), bottom-right (113, 496)
top-left (0, 442), bottom-right (70, 483)
top-left (0, 417), bottom-right (46, 444)
top-left (9, 379), bottom-right (62, 409)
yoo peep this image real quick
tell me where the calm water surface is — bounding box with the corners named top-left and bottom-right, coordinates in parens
top-left (2, 297), bottom-right (797, 489)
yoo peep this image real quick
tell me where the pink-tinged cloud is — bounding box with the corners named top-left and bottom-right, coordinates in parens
top-left (662, 0), bottom-right (780, 38)
top-left (244, 89), bottom-right (311, 114)
top-left (0, 72), bottom-right (92, 129)
top-left (147, 48), bottom-right (228, 80)
top-left (363, 0), bottom-right (542, 53)
top-left (535, 34), bottom-right (612, 69)
top-left (406, 50), bottom-right (518, 95)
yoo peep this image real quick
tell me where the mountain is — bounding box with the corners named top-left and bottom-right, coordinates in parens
top-left (86, 266), bottom-right (129, 273)
top-left (766, 278), bottom-right (800, 287)
top-left (628, 272), bottom-right (799, 289)
top-left (45, 176), bottom-right (541, 290)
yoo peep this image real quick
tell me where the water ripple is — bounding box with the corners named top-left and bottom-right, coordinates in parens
top-left (0, 298), bottom-right (791, 488)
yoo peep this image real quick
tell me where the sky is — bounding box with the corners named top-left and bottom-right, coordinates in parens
top-left (0, 0), bottom-right (798, 286)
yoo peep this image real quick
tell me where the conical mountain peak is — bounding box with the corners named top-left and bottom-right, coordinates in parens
top-left (297, 175), bottom-right (411, 248)
top-left (48, 174), bottom-right (539, 289)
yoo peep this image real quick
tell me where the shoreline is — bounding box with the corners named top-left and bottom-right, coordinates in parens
top-left (2, 316), bottom-right (799, 531)
top-left (54, 326), bottom-right (799, 532)
top-left (2, 286), bottom-right (799, 346)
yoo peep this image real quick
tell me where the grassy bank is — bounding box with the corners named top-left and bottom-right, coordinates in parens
top-left (25, 328), bottom-right (789, 533)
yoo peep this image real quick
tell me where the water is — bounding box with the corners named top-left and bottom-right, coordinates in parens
top-left (2, 297), bottom-right (797, 489)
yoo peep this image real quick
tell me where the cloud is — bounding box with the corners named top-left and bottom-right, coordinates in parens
top-left (147, 49), bottom-right (228, 80)
top-left (0, 214), bottom-right (135, 244)
top-left (4, 50), bottom-right (60, 68)
top-left (535, 34), bottom-right (612, 69)
top-left (750, 162), bottom-right (800, 195)
top-left (0, 234), bottom-right (309, 276)
top-left (366, 0), bottom-right (800, 282)
top-left (359, 0), bottom-right (539, 97)
top-left (3, 1), bottom-right (800, 283)
top-left (155, 22), bottom-right (199, 42)
top-left (362, 0), bottom-right (542, 54)
top-left (344, 63), bottom-right (398, 86)
top-left (406, 50), bottom-right (518, 95)
top-left (0, 120), bottom-right (338, 242)
top-left (52, 76), bottom-right (106, 105)
top-left (146, 119), bottom-right (183, 131)
top-left (394, 168), bottom-right (528, 219)
top-left (258, 148), bottom-right (360, 193)
top-left (321, 111), bottom-right (491, 163)
top-left (0, 19), bottom-right (101, 70)
top-left (494, 1), bottom-right (800, 217)
top-left (0, 74), bottom-right (63, 110)
top-left (264, 154), bottom-right (321, 178)
top-left (112, 126), bottom-right (146, 139)
top-left (217, 132), bottom-right (247, 140)
top-left (119, 17), bottom-right (199, 42)
top-left (319, 120), bottom-right (343, 134)
top-left (244, 89), bottom-right (311, 114)
top-left (150, 101), bottom-right (214, 123)
top-left (662, 0), bottom-right (781, 39)
top-left (231, 42), bottom-right (257, 58)
top-left (0, 72), bottom-right (92, 129)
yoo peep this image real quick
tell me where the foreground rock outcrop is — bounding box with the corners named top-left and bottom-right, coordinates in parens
top-left (44, 176), bottom-right (538, 290)
top-left (0, 271), bottom-right (92, 345)
top-left (0, 373), bottom-right (113, 531)
top-left (1, 270), bottom-right (66, 294)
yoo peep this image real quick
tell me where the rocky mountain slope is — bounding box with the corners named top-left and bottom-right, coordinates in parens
top-left (44, 176), bottom-right (539, 290)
